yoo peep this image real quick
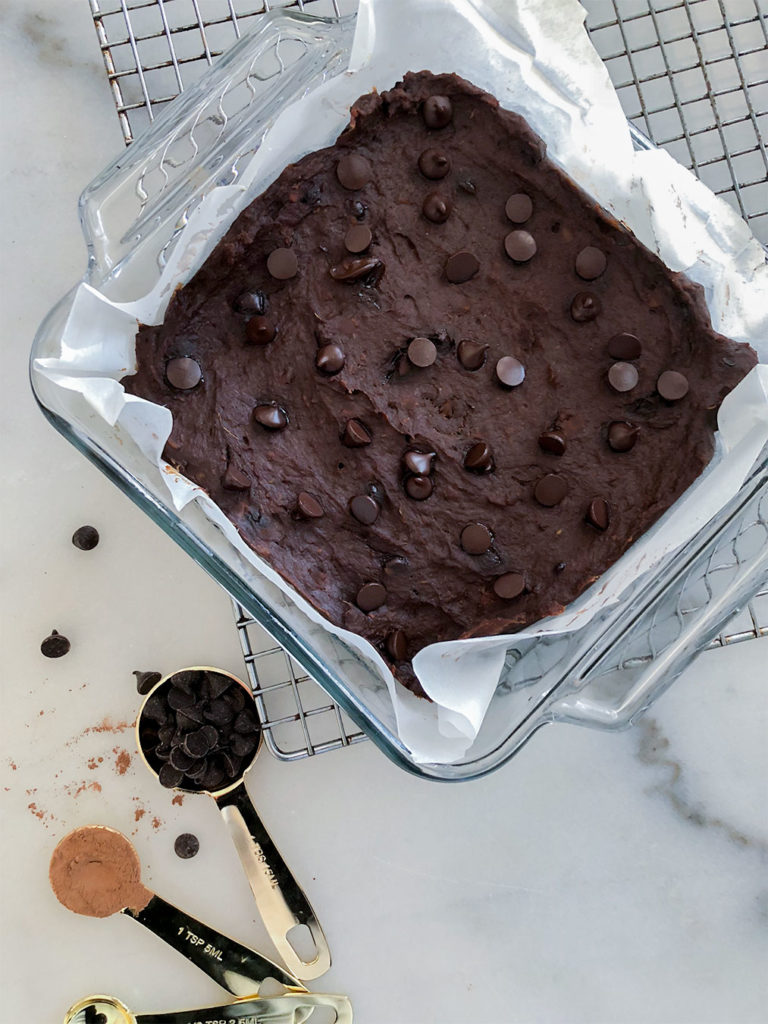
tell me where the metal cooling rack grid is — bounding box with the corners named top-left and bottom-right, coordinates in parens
top-left (87, 0), bottom-right (768, 760)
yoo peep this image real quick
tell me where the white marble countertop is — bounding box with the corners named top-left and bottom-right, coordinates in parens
top-left (1, 2), bottom-right (766, 1021)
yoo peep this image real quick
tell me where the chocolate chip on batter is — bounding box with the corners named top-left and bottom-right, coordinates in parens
top-left (407, 336), bottom-right (437, 367)
top-left (493, 572), bottom-right (526, 600)
top-left (538, 430), bottom-right (566, 455)
top-left (403, 449), bottom-right (436, 475)
top-left (505, 193), bottom-right (533, 223)
top-left (350, 200), bottom-right (367, 219)
top-left (586, 497), bottom-right (610, 531)
top-left (316, 344), bottom-right (345, 374)
top-left (418, 149), bottom-right (451, 180)
top-left (570, 292), bottom-right (602, 322)
top-left (41, 629), bottom-right (70, 658)
top-left (356, 582), bottom-right (386, 612)
top-left (657, 370), bottom-right (689, 401)
top-left (336, 154), bottom-right (372, 190)
top-left (575, 246), bottom-right (607, 280)
top-left (222, 465), bottom-right (251, 491)
top-left (445, 251), bottom-right (479, 283)
top-left (460, 523), bottom-right (493, 555)
top-left (344, 224), bottom-right (372, 253)
top-left (384, 555), bottom-right (409, 576)
top-left (464, 441), bottom-right (494, 473)
top-left (297, 492), bottom-right (324, 519)
top-left (349, 494), bottom-right (379, 525)
top-left (341, 418), bottom-right (372, 447)
top-left (252, 404), bottom-right (288, 430)
top-left (608, 362), bottom-right (639, 393)
top-left (266, 248), bottom-right (298, 280)
top-left (607, 333), bottom-right (642, 360)
top-left (607, 421), bottom-right (639, 452)
top-left (496, 356), bottom-right (525, 388)
top-left (166, 357), bottom-right (202, 391)
top-left (504, 230), bottom-right (537, 263)
top-left (422, 95), bottom-right (453, 128)
top-left (233, 291), bottom-right (267, 316)
top-left (534, 474), bottom-right (568, 507)
top-left (329, 256), bottom-right (383, 282)
top-left (385, 630), bottom-right (409, 662)
top-left (422, 192), bottom-right (452, 223)
top-left (245, 316), bottom-right (277, 346)
top-left (405, 475), bottom-right (433, 500)
top-left (457, 340), bottom-right (487, 370)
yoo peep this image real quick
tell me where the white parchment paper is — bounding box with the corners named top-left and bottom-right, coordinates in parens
top-left (34, 0), bottom-right (768, 763)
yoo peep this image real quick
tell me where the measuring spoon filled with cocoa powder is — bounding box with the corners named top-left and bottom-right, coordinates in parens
top-left (49, 825), bottom-right (305, 999)
top-left (136, 667), bottom-right (331, 982)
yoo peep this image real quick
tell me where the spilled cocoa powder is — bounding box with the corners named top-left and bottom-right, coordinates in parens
top-left (49, 826), bottom-right (152, 918)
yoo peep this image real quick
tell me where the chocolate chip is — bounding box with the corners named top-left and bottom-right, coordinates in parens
top-left (205, 700), bottom-right (233, 726)
top-left (226, 685), bottom-right (247, 712)
top-left (175, 707), bottom-right (203, 731)
top-left (403, 449), bottom-right (436, 475)
top-left (458, 178), bottom-right (477, 194)
top-left (504, 230), bottom-right (537, 263)
top-left (422, 94), bottom-right (453, 128)
top-left (351, 200), bottom-right (367, 219)
top-left (418, 148), bottom-right (451, 180)
top-left (349, 494), bottom-right (379, 525)
top-left (231, 732), bottom-right (258, 758)
top-left (457, 340), bottom-right (487, 370)
top-left (222, 465), bottom-right (250, 491)
top-left (329, 256), bottom-right (383, 282)
top-left (40, 629), bottom-right (70, 658)
top-left (234, 290), bottom-right (267, 316)
top-left (142, 694), bottom-right (169, 724)
top-left (266, 248), bottom-right (297, 280)
top-left (356, 582), bottom-right (386, 612)
top-left (407, 337), bottom-right (437, 367)
top-left (344, 224), bottom-right (372, 253)
top-left (341, 418), bottom-right (372, 447)
top-left (297, 491), bottom-right (324, 519)
top-left (422, 192), bottom-right (452, 223)
top-left (405, 475), bottom-right (433, 500)
top-left (607, 333), bottom-right (642, 360)
top-left (538, 430), bottom-right (566, 455)
top-left (607, 421), bottom-right (639, 452)
top-left (445, 251), bottom-right (479, 283)
top-left (464, 441), bottom-right (494, 473)
top-left (336, 154), bottom-right (372, 190)
top-left (174, 833), bottom-right (200, 859)
top-left (168, 686), bottom-right (195, 710)
top-left (221, 750), bottom-right (243, 779)
top-left (252, 404), bottom-right (288, 430)
top-left (554, 561), bottom-right (567, 574)
top-left (316, 343), bottom-right (345, 374)
top-left (185, 759), bottom-right (207, 781)
top-left (183, 728), bottom-right (214, 759)
top-left (207, 673), bottom-right (233, 700)
top-left (169, 746), bottom-right (197, 772)
top-left (505, 193), bottom-right (533, 223)
top-left (385, 630), bottom-right (409, 661)
top-left (493, 572), bottom-right (526, 600)
top-left (608, 361), bottom-right (639, 393)
top-left (534, 474), bottom-right (568, 506)
top-left (134, 670), bottom-right (161, 695)
top-left (570, 292), bottom-right (602, 322)
top-left (245, 316), bottom-right (277, 346)
top-left (72, 525), bottom-right (99, 550)
top-left (166, 357), bottom-right (202, 391)
top-left (657, 370), bottom-right (689, 400)
top-left (575, 246), bottom-right (607, 280)
top-left (84, 1006), bottom-right (108, 1024)
top-left (496, 356), bottom-right (525, 388)
top-left (461, 523), bottom-right (492, 555)
top-left (201, 763), bottom-right (226, 792)
top-left (384, 555), bottom-right (409, 576)
top-left (234, 710), bottom-right (259, 734)
top-left (158, 764), bottom-right (184, 790)
top-left (586, 497), bottom-right (610, 531)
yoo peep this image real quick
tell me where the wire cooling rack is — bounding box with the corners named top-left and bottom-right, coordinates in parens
top-left (87, 0), bottom-right (768, 760)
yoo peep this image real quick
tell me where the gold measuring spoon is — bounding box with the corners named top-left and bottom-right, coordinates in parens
top-left (49, 826), bottom-right (305, 999)
top-left (136, 667), bottom-right (331, 981)
top-left (63, 992), bottom-right (353, 1024)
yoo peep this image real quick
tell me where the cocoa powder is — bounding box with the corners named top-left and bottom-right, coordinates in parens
top-left (49, 826), bottom-right (152, 918)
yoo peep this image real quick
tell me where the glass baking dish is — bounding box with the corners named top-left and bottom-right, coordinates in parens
top-left (30, 7), bottom-right (768, 780)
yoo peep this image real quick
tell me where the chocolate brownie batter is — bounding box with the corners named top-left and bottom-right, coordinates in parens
top-left (125, 72), bottom-right (756, 692)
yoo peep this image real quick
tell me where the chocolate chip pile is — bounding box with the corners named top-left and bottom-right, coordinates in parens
top-left (125, 71), bottom-right (756, 694)
top-left (138, 670), bottom-right (260, 791)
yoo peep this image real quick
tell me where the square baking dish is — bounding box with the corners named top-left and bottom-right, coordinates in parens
top-left (30, 6), bottom-right (768, 780)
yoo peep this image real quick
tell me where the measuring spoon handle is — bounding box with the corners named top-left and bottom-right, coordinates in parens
top-left (215, 780), bottom-right (331, 981)
top-left (125, 894), bottom-right (304, 997)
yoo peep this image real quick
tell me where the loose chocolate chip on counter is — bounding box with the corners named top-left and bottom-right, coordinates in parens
top-left (418, 148), bottom-right (452, 180)
top-left (608, 361), bottom-right (639, 393)
top-left (403, 449), bottom-right (436, 476)
top-left (407, 337), bottom-right (437, 368)
top-left (41, 630), bottom-right (70, 659)
top-left (344, 224), bottom-right (372, 253)
top-left (405, 475), bottom-right (434, 500)
top-left (245, 316), bottom-right (277, 346)
top-left (166, 357), bottom-right (202, 391)
top-left (496, 356), bottom-right (526, 388)
top-left (607, 420), bottom-right (639, 452)
top-left (233, 290), bottom-right (267, 316)
top-left (457, 340), bottom-right (487, 370)
top-left (460, 522), bottom-right (493, 555)
top-left (538, 430), bottom-right (566, 455)
top-left (534, 474), bottom-right (568, 507)
top-left (384, 555), bottom-right (409, 576)
top-left (133, 670), bottom-right (162, 695)
top-left (349, 494), bottom-right (379, 525)
top-left (575, 246), bottom-right (607, 280)
top-left (657, 370), bottom-right (689, 401)
top-left (505, 193), bottom-right (533, 223)
top-left (464, 441), bottom-right (494, 473)
top-left (266, 248), bottom-right (298, 281)
top-left (385, 630), bottom-right (409, 661)
top-left (356, 582), bottom-right (387, 612)
top-left (252, 404), bottom-right (288, 431)
top-left (422, 192), bottom-right (452, 223)
top-left (329, 256), bottom-right (383, 282)
top-left (608, 333), bottom-right (642, 360)
top-left (445, 251), bottom-right (479, 283)
top-left (336, 154), bottom-right (372, 190)
top-left (422, 94), bottom-right (453, 128)
top-left (222, 465), bottom-right (251, 491)
top-left (586, 497), bottom-right (610, 531)
top-left (504, 230), bottom-right (537, 263)
top-left (570, 292), bottom-right (602, 322)
top-left (297, 492), bottom-right (324, 519)
top-left (315, 344), bottom-right (346, 374)
top-left (493, 572), bottom-right (526, 600)
top-left (158, 764), bottom-right (184, 790)
top-left (72, 525), bottom-right (99, 550)
top-left (341, 418), bottom-right (372, 447)
top-left (174, 833), bottom-right (200, 859)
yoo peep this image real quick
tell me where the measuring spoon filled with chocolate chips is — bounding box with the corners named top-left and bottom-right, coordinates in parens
top-left (137, 667), bottom-right (331, 981)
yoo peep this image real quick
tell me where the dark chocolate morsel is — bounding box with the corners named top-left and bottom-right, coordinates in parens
top-left (252, 404), bottom-right (288, 431)
top-left (72, 525), bottom-right (99, 550)
top-left (570, 291), bottom-right (602, 322)
top-left (350, 200), bottom-right (367, 219)
top-left (607, 421), bottom-right (639, 452)
top-left (231, 732), bottom-right (258, 758)
top-left (349, 494), bottom-right (379, 525)
top-left (586, 497), bottom-right (610, 531)
top-left (403, 449), bottom-right (436, 476)
top-left (384, 555), bottom-right (409, 576)
top-left (657, 370), bottom-right (689, 400)
top-left (266, 248), bottom-right (298, 281)
top-left (422, 192), bottom-right (452, 223)
top-left (207, 672), bottom-right (233, 700)
top-left (457, 340), bottom-right (487, 370)
top-left (608, 333), bottom-right (642, 360)
top-left (458, 178), bottom-right (477, 194)
top-left (245, 316), bottom-right (277, 346)
top-left (575, 246), bottom-right (607, 280)
top-left (205, 700), bottom-right (233, 726)
top-left (174, 833), bottom-right (200, 859)
top-left (167, 686), bottom-right (194, 710)
top-left (134, 670), bottom-right (161, 695)
top-left (493, 572), bottom-right (526, 600)
top-left (329, 256), bottom-right (383, 282)
top-left (233, 290), bottom-right (267, 316)
top-left (405, 475), bottom-right (433, 500)
top-left (341, 418), bottom-right (372, 447)
top-left (505, 193), bottom-right (533, 223)
top-left (504, 230), bottom-right (537, 263)
top-left (234, 710), bottom-right (259, 734)
top-left (496, 356), bottom-right (525, 388)
top-left (554, 561), bottom-right (567, 573)
top-left (608, 361), bottom-right (639, 393)
top-left (344, 224), bottom-right (373, 253)
top-left (538, 430), bottom-right (566, 455)
top-left (385, 629), bottom-right (409, 661)
top-left (422, 94), bottom-right (453, 128)
top-left (158, 763), bottom-right (184, 790)
top-left (200, 763), bottom-right (226, 792)
top-left (316, 344), bottom-right (345, 374)
top-left (534, 474), bottom-right (568, 507)
top-left (356, 582), bottom-right (386, 612)
top-left (460, 522), bottom-right (493, 555)
top-left (222, 465), bottom-right (251, 491)
top-left (297, 491), bottom-right (324, 519)
top-left (336, 154), bottom-right (372, 190)
top-left (464, 441), bottom-right (494, 473)
top-left (41, 629), bottom-right (70, 658)
top-left (166, 357), bottom-right (202, 391)
top-left (418, 148), bottom-right (451, 180)
top-left (169, 746), bottom-right (197, 773)
top-left (445, 251), bottom-right (479, 283)
top-left (407, 337), bottom-right (437, 367)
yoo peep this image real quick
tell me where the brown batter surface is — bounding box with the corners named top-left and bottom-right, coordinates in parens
top-left (125, 72), bottom-right (756, 692)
